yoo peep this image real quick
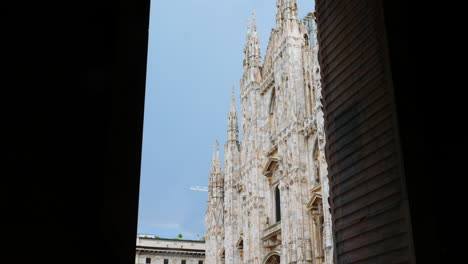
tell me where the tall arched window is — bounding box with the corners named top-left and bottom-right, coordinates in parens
top-left (312, 211), bottom-right (325, 261)
top-left (269, 90), bottom-right (277, 137)
top-left (313, 141), bottom-right (320, 184)
top-left (275, 186), bottom-right (281, 222)
top-left (309, 193), bottom-right (324, 263)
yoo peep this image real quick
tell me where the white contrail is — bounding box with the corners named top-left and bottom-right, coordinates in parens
top-left (190, 186), bottom-right (208, 192)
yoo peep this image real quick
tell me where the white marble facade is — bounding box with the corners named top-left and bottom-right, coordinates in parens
top-left (205, 1), bottom-right (333, 264)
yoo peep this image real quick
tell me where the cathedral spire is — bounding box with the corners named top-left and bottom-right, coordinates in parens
top-left (211, 140), bottom-right (221, 172)
top-left (212, 144), bottom-right (215, 161)
top-left (246, 18), bottom-right (251, 39)
top-left (230, 84), bottom-right (236, 112)
top-left (210, 141), bottom-right (222, 175)
top-left (252, 10), bottom-right (257, 34)
top-left (241, 11), bottom-right (262, 91)
top-left (227, 85), bottom-right (239, 143)
top-left (208, 143), bottom-right (216, 200)
top-left (211, 144), bottom-right (216, 170)
top-left (209, 140), bottom-right (223, 199)
top-left (215, 140), bottom-right (221, 168)
top-left (243, 11), bottom-right (261, 70)
top-left (250, 11), bottom-right (259, 48)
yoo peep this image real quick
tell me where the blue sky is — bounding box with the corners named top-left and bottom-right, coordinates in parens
top-left (137, 0), bottom-right (315, 240)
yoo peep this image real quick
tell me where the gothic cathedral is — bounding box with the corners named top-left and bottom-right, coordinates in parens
top-left (205, 1), bottom-right (333, 264)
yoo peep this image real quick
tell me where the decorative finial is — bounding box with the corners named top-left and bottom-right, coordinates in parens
top-left (230, 84), bottom-right (236, 112)
top-left (212, 145), bottom-right (215, 161)
top-left (215, 140), bottom-right (221, 165)
top-left (252, 10), bottom-right (257, 32)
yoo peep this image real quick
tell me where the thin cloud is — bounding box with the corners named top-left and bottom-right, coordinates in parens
top-left (190, 186), bottom-right (208, 192)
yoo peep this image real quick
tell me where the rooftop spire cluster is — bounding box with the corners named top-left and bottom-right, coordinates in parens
top-left (243, 11), bottom-right (261, 70)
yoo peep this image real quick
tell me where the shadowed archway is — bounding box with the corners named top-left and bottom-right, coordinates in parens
top-left (263, 252), bottom-right (280, 264)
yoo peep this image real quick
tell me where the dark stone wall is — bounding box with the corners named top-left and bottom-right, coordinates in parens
top-left (315, 0), bottom-right (421, 263)
top-left (5, 1), bottom-right (150, 263)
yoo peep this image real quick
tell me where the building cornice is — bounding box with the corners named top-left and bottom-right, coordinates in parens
top-left (138, 237), bottom-right (206, 243)
top-left (136, 246), bottom-right (205, 255)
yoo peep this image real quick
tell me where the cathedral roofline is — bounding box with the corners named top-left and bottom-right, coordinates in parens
top-left (137, 235), bottom-right (206, 244)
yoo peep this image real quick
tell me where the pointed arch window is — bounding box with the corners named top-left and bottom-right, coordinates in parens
top-left (221, 248), bottom-right (226, 264)
top-left (275, 186), bottom-right (281, 222)
top-left (236, 236), bottom-right (244, 260)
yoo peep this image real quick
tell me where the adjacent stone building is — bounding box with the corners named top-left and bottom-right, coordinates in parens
top-left (205, 1), bottom-right (333, 264)
top-left (136, 235), bottom-right (205, 264)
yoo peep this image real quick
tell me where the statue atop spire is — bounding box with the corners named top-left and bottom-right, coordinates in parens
top-left (252, 10), bottom-right (257, 33)
top-left (246, 18), bottom-right (251, 39)
top-left (215, 140), bottom-right (221, 168)
top-left (210, 144), bottom-right (216, 174)
top-left (212, 144), bottom-right (215, 161)
top-left (230, 84), bottom-right (236, 113)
